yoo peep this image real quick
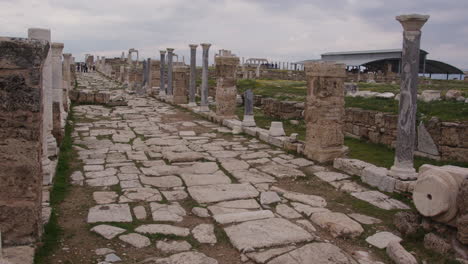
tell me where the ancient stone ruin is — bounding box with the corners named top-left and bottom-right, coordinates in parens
top-left (1, 13), bottom-right (468, 264)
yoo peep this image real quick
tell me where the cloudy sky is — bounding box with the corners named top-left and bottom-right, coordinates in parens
top-left (1, 0), bottom-right (467, 69)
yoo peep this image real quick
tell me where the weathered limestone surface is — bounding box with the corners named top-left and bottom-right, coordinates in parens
top-left (268, 243), bottom-right (358, 264)
top-left (0, 37), bottom-right (48, 245)
top-left (304, 61), bottom-right (347, 163)
top-left (389, 14), bottom-right (429, 180)
top-left (215, 52), bottom-right (239, 117)
top-left (172, 65), bottom-right (189, 104)
top-left (28, 27), bottom-right (56, 185)
top-left (224, 218), bottom-right (313, 252)
top-left (242, 89), bottom-right (256, 127)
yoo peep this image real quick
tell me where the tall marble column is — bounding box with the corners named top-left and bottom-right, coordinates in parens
top-left (215, 51), bottom-right (239, 118)
top-left (159, 50), bottom-right (166, 96)
top-left (199, 43), bottom-right (211, 112)
top-left (28, 28), bottom-right (56, 185)
top-left (304, 61), bottom-right (347, 163)
top-left (242, 89), bottom-right (256, 127)
top-left (62, 53), bottom-right (72, 112)
top-left (389, 14), bottom-right (429, 180)
top-left (147, 58), bottom-right (152, 89)
top-left (188, 44), bottom-right (198, 107)
top-left (166, 48), bottom-right (174, 99)
top-left (51, 42), bottom-right (66, 127)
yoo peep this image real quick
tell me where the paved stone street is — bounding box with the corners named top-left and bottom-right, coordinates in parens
top-left (57, 72), bottom-right (410, 264)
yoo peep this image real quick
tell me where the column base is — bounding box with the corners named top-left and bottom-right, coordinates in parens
top-left (165, 95), bottom-right (174, 103)
top-left (47, 134), bottom-right (58, 158)
top-left (159, 91), bottom-right (166, 97)
top-left (199, 105), bottom-right (210, 112)
top-left (188, 102), bottom-right (197, 107)
top-left (305, 146), bottom-right (348, 164)
top-left (42, 157), bottom-right (52, 185)
top-left (242, 115), bottom-right (256, 127)
top-left (388, 164), bottom-right (418, 180)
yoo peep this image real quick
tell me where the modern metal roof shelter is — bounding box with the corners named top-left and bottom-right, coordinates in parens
top-left (298, 49), bottom-right (464, 77)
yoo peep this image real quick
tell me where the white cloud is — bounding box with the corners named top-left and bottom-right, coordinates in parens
top-left (0, 0), bottom-right (466, 69)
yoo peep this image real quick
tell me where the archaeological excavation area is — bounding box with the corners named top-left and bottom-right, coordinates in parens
top-left (1, 14), bottom-right (468, 264)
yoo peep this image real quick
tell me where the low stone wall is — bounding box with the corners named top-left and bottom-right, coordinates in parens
top-left (344, 108), bottom-right (468, 163)
top-left (258, 97), bottom-right (468, 163)
top-left (69, 90), bottom-right (111, 104)
top-left (262, 98), bottom-right (304, 119)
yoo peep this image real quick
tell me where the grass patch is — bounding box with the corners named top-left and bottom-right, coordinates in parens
top-left (345, 97), bottom-right (468, 122)
top-left (34, 107), bottom-right (76, 263)
top-left (345, 137), bottom-right (468, 170)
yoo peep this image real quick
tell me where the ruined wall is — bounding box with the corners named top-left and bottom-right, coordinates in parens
top-left (262, 98), bottom-right (304, 119)
top-left (0, 37), bottom-right (48, 245)
top-left (258, 97), bottom-right (468, 163)
top-left (344, 108), bottom-right (468, 163)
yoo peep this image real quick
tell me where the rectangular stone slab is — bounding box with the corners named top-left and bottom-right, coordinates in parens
top-left (224, 218), bottom-right (313, 252)
top-left (87, 204), bottom-right (133, 223)
top-left (187, 183), bottom-right (259, 203)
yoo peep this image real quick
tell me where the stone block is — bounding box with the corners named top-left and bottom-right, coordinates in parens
top-left (362, 166), bottom-right (395, 192)
top-left (0, 37), bottom-right (48, 245)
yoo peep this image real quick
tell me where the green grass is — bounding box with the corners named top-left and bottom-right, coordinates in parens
top-left (358, 79), bottom-right (468, 97)
top-left (237, 79), bottom-right (468, 121)
top-left (345, 137), bottom-right (468, 170)
top-left (237, 79), bottom-right (307, 101)
top-left (346, 97), bottom-right (468, 121)
top-left (34, 108), bottom-right (76, 263)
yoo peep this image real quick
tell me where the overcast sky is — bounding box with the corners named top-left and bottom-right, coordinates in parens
top-left (1, 0), bottom-right (467, 69)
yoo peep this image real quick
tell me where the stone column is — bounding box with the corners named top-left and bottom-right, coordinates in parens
top-left (215, 51), bottom-right (239, 118)
top-left (0, 37), bottom-right (48, 245)
top-left (242, 89), bottom-right (256, 127)
top-left (304, 61), bottom-right (347, 163)
top-left (62, 53), bottom-right (72, 112)
top-left (119, 65), bottom-right (125, 83)
top-left (51, 43), bottom-right (65, 130)
top-left (28, 28), bottom-right (57, 185)
top-left (159, 50), bottom-right (166, 96)
top-left (199, 43), bottom-right (211, 112)
top-left (147, 58), bottom-right (152, 89)
top-left (389, 14), bottom-right (429, 180)
top-left (166, 48), bottom-right (174, 99)
top-left (188, 44), bottom-right (198, 106)
top-left (173, 65), bottom-right (190, 104)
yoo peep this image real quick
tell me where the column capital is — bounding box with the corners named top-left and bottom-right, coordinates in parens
top-left (201, 43), bottom-right (211, 49)
top-left (396, 14), bottom-right (429, 31)
top-left (189, 44), bottom-right (198, 49)
top-left (160, 50), bottom-right (166, 55)
top-left (167, 48), bottom-right (175, 53)
top-left (63, 53), bottom-right (72, 58)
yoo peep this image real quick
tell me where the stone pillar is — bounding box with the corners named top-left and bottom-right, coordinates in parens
top-left (62, 53), bottom-right (72, 112)
top-left (199, 43), bottom-right (211, 112)
top-left (215, 52), bottom-right (240, 118)
top-left (147, 58), bottom-right (152, 89)
top-left (389, 14), bottom-right (429, 180)
top-left (159, 50), bottom-right (166, 96)
top-left (119, 65), bottom-right (125, 83)
top-left (51, 43), bottom-right (66, 129)
top-left (28, 28), bottom-right (57, 185)
top-left (166, 48), bottom-right (174, 98)
top-left (173, 65), bottom-right (190, 104)
top-left (0, 37), bottom-right (48, 245)
top-left (304, 61), bottom-right (347, 163)
top-left (188, 44), bottom-right (198, 106)
top-left (242, 89), bottom-right (256, 127)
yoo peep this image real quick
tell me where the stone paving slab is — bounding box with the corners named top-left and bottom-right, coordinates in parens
top-left (87, 204), bottom-right (133, 223)
top-left (187, 183), bottom-right (259, 203)
top-left (224, 218), bottom-right (314, 252)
